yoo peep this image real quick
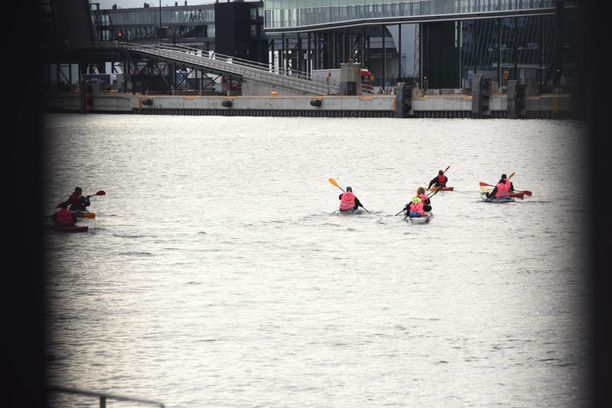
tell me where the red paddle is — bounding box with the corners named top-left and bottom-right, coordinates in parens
top-left (87, 190), bottom-right (106, 198)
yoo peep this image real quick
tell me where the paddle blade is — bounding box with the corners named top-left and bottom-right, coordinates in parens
top-left (95, 190), bottom-right (106, 196)
top-left (479, 181), bottom-right (492, 187)
top-left (83, 212), bottom-right (96, 219)
top-left (328, 178), bottom-right (344, 191)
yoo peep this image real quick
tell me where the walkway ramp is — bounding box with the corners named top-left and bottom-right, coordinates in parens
top-left (115, 43), bottom-right (339, 95)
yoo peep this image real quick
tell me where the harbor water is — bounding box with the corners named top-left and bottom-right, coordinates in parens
top-left (43, 114), bottom-right (591, 407)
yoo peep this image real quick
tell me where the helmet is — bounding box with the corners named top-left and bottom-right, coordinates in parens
top-left (438, 170), bottom-right (444, 175)
top-left (346, 186), bottom-right (352, 192)
top-left (501, 174), bottom-right (507, 179)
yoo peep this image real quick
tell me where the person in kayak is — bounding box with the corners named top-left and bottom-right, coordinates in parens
top-left (338, 186), bottom-right (364, 212)
top-left (52, 202), bottom-right (77, 226)
top-left (428, 169), bottom-right (448, 190)
top-left (486, 174), bottom-right (515, 198)
top-left (404, 187), bottom-right (431, 217)
top-left (61, 186), bottom-right (91, 211)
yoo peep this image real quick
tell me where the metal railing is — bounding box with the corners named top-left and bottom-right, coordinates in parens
top-left (97, 42), bottom-right (340, 95)
top-left (49, 385), bottom-right (165, 408)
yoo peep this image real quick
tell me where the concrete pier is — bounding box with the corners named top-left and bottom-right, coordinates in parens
top-left (44, 91), bottom-right (573, 118)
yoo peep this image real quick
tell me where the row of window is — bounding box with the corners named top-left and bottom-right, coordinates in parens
top-left (99, 24), bottom-right (216, 41)
top-left (105, 5), bottom-right (264, 26)
top-left (264, 0), bottom-right (555, 28)
top-left (108, 8), bottom-right (215, 26)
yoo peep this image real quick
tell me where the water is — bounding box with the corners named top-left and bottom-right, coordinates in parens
top-left (43, 114), bottom-right (591, 407)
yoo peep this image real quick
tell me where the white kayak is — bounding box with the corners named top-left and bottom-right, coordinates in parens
top-left (405, 212), bottom-right (433, 224)
top-left (334, 209), bottom-right (365, 215)
top-left (480, 193), bottom-right (515, 203)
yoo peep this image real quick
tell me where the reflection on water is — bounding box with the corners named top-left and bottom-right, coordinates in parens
top-left (44, 114), bottom-right (591, 407)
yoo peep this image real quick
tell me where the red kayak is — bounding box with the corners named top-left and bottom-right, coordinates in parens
top-left (431, 186), bottom-right (454, 192)
top-left (51, 224), bottom-right (89, 233)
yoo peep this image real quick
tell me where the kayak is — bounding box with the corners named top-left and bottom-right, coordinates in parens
top-left (74, 210), bottom-right (96, 219)
top-left (334, 209), bottom-right (365, 215)
top-left (480, 193), bottom-right (515, 203)
top-left (480, 184), bottom-right (525, 199)
top-left (430, 186), bottom-right (454, 192)
top-left (50, 224), bottom-right (89, 233)
top-left (405, 212), bottom-right (433, 224)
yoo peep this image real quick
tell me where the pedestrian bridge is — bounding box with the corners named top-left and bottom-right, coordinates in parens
top-left (98, 42), bottom-right (340, 95)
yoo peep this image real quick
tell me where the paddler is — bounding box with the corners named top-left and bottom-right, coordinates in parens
top-left (404, 187), bottom-right (431, 217)
top-left (60, 186), bottom-right (91, 211)
top-left (486, 174), bottom-right (515, 198)
top-left (338, 186), bottom-right (364, 213)
top-left (428, 169), bottom-right (448, 190)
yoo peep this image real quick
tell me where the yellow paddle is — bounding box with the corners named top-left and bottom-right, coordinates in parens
top-left (328, 178), bottom-right (344, 192)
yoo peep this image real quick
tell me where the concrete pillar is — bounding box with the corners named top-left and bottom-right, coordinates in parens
top-left (339, 62), bottom-right (361, 95)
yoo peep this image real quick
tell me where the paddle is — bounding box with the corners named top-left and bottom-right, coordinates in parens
top-left (480, 174), bottom-right (531, 198)
top-left (86, 190), bottom-right (106, 199)
top-left (78, 190), bottom-right (105, 218)
top-left (328, 178), bottom-right (369, 213)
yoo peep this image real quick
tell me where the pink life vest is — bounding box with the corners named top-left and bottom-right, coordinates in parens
top-left (339, 191), bottom-right (356, 211)
top-left (495, 180), bottom-right (512, 197)
top-left (418, 193), bottom-right (429, 202)
top-left (409, 197), bottom-right (424, 214)
top-left (55, 209), bottom-right (75, 226)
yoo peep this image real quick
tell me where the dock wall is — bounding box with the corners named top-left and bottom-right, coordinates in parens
top-left (44, 92), bottom-right (573, 118)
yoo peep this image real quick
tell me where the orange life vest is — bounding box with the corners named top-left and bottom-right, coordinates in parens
top-left (495, 180), bottom-right (512, 197)
top-left (409, 197), bottom-right (424, 214)
top-left (339, 191), bottom-right (356, 211)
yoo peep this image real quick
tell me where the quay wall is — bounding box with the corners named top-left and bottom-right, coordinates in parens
top-left (44, 93), bottom-right (573, 118)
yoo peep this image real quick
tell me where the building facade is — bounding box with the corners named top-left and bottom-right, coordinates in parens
top-left (262, 0), bottom-right (579, 91)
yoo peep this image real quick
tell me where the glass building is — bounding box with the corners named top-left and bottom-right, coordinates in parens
top-left (263, 0), bottom-right (556, 30)
top-left (263, 0), bottom-right (580, 90)
top-left (93, 2), bottom-right (216, 47)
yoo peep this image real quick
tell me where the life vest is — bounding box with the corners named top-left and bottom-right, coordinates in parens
top-left (438, 175), bottom-right (447, 186)
top-left (55, 209), bottom-right (75, 226)
top-left (68, 193), bottom-right (82, 209)
top-left (409, 197), bottom-right (424, 215)
top-left (339, 191), bottom-right (356, 211)
top-left (418, 193), bottom-right (429, 202)
top-left (495, 180), bottom-right (512, 197)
